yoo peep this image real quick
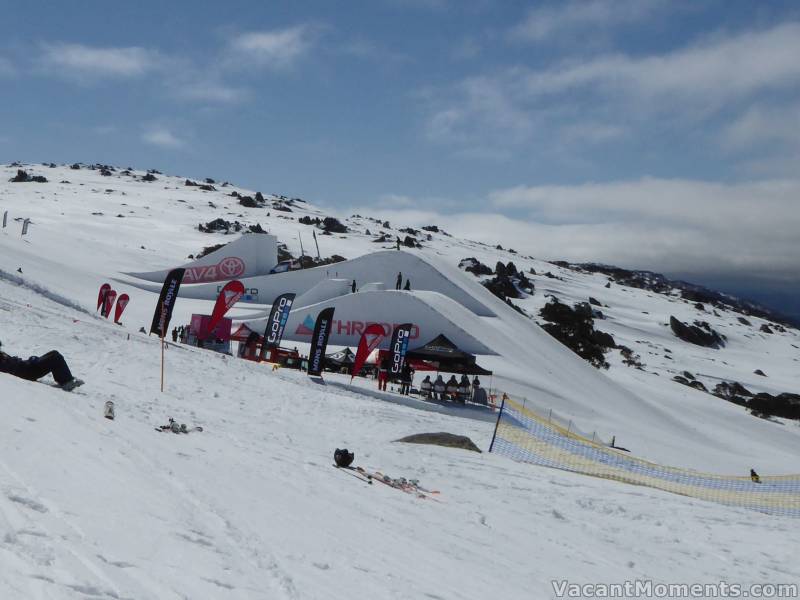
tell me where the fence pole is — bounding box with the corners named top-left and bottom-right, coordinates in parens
top-left (547, 408), bottom-right (552, 423)
top-left (488, 394), bottom-right (507, 453)
top-left (567, 420), bottom-right (572, 434)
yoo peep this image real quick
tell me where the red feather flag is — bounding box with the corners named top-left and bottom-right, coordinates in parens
top-left (202, 280), bottom-right (246, 340)
top-left (114, 293), bottom-right (130, 324)
top-left (351, 323), bottom-right (387, 381)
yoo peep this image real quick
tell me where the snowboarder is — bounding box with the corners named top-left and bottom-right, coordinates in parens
top-left (420, 375), bottom-right (432, 398)
top-left (0, 343), bottom-right (84, 391)
top-left (395, 272), bottom-right (402, 290)
top-left (403, 279), bottom-right (411, 291)
top-left (750, 468), bottom-right (761, 483)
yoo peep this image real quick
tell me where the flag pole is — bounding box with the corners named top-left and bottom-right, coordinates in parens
top-left (160, 334), bottom-right (165, 392)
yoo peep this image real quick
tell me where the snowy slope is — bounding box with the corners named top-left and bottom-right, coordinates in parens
top-left (1, 162), bottom-right (799, 597)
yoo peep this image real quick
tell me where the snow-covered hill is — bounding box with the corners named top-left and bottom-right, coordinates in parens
top-left (1, 163), bottom-right (798, 598)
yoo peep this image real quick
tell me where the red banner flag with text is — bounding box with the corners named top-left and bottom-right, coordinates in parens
top-left (101, 290), bottom-right (117, 319)
top-left (351, 323), bottom-right (387, 381)
top-left (97, 283), bottom-right (111, 311)
top-left (114, 293), bottom-right (130, 324)
top-left (203, 280), bottom-right (245, 340)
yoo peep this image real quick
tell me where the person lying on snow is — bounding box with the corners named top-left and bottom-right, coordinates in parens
top-left (0, 341), bottom-right (84, 391)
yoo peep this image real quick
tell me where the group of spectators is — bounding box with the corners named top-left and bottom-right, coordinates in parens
top-left (420, 373), bottom-right (483, 404)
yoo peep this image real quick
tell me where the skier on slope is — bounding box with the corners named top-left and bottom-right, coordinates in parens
top-left (0, 341), bottom-right (84, 391)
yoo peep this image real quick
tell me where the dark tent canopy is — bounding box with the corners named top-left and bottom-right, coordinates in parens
top-left (326, 347), bottom-right (356, 366)
top-left (406, 334), bottom-right (492, 375)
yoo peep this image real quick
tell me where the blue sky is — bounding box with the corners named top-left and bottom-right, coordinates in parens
top-left (2, 0), bottom-right (799, 318)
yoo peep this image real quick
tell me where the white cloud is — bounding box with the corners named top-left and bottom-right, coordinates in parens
top-left (172, 80), bottom-right (249, 104)
top-left (508, 0), bottom-right (662, 43)
top-left (349, 177), bottom-right (800, 283)
top-left (228, 26), bottom-right (316, 69)
top-left (40, 43), bottom-right (160, 78)
top-left (422, 23), bottom-right (800, 157)
top-left (141, 128), bottom-right (185, 149)
top-left (521, 23), bottom-right (800, 105)
top-left (721, 103), bottom-right (800, 150)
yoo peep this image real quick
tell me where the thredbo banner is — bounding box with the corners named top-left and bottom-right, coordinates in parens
top-left (114, 293), bottom-right (130, 324)
top-left (260, 292), bottom-right (296, 359)
top-left (388, 323), bottom-right (413, 378)
top-left (101, 290), bottom-right (117, 319)
top-left (150, 268), bottom-right (185, 337)
top-left (307, 307), bottom-right (335, 376)
top-left (202, 280), bottom-right (245, 340)
top-left (351, 323), bottom-right (387, 381)
top-left (97, 283), bottom-right (111, 311)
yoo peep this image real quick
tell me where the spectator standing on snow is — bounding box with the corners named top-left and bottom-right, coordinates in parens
top-left (378, 356), bottom-right (389, 391)
top-left (395, 272), bottom-right (402, 290)
top-left (400, 363), bottom-right (413, 395)
top-left (171, 327), bottom-right (178, 343)
top-left (0, 341), bottom-right (84, 391)
top-left (351, 279), bottom-right (356, 293)
top-left (396, 236), bottom-right (401, 250)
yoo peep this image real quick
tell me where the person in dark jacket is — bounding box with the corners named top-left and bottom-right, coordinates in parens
top-left (403, 279), bottom-right (411, 291)
top-left (351, 279), bottom-right (357, 293)
top-left (750, 468), bottom-right (761, 483)
top-left (395, 272), bottom-right (403, 290)
top-left (0, 342), bottom-right (83, 391)
top-left (400, 363), bottom-right (413, 395)
top-left (171, 327), bottom-right (178, 343)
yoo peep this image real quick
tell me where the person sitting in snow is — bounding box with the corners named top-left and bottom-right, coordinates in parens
top-left (0, 341), bottom-right (84, 391)
top-left (750, 468), bottom-right (761, 483)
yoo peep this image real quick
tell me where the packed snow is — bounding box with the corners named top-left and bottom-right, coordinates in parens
top-left (1, 163), bottom-right (798, 599)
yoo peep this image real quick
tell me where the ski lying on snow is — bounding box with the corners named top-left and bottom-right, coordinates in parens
top-left (333, 465), bottom-right (373, 484)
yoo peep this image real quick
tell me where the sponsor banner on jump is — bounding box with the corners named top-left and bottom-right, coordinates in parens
top-left (307, 307), bottom-right (335, 377)
top-left (203, 280), bottom-right (245, 340)
top-left (295, 318), bottom-right (419, 341)
top-left (97, 283), bottom-right (111, 311)
top-left (101, 290), bottom-right (117, 319)
top-left (351, 322), bottom-right (386, 381)
top-left (388, 323), bottom-right (413, 377)
top-left (150, 268), bottom-right (185, 338)
top-left (114, 293), bottom-right (130, 324)
top-left (184, 256), bottom-right (246, 284)
top-left (260, 292), bottom-right (296, 359)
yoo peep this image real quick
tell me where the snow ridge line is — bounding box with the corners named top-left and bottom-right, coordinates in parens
top-left (0, 268), bottom-right (92, 316)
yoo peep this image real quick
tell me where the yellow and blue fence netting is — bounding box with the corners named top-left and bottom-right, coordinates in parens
top-left (490, 397), bottom-right (800, 517)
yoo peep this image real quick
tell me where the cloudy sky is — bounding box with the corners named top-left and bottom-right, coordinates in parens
top-left (2, 0), bottom-right (799, 318)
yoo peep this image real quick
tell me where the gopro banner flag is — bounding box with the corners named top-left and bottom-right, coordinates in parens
top-left (97, 283), bottom-right (111, 311)
top-left (389, 323), bottom-right (413, 377)
top-left (307, 307), bottom-right (335, 376)
top-left (101, 290), bottom-right (117, 319)
top-left (351, 323), bottom-right (387, 381)
top-left (150, 268), bottom-right (185, 338)
top-left (114, 293), bottom-right (130, 324)
top-left (203, 280), bottom-right (245, 340)
top-left (260, 292), bottom-right (296, 359)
